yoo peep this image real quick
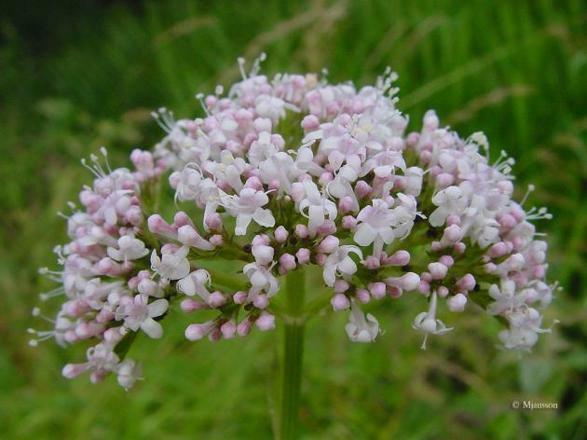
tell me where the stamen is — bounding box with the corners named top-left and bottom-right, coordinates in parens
top-left (237, 57), bottom-right (247, 79)
top-left (520, 184), bottom-right (535, 206)
top-left (195, 93), bottom-right (209, 116)
top-left (249, 52), bottom-right (266, 77)
top-left (39, 286), bottom-right (66, 301)
top-left (32, 307), bottom-right (55, 324)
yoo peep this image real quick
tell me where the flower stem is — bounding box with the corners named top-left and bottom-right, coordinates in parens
top-left (279, 268), bottom-right (306, 440)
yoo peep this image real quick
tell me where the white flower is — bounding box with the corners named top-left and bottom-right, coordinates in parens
top-left (259, 151), bottom-right (303, 192)
top-left (177, 269), bottom-right (211, 301)
top-left (62, 343), bottom-right (121, 382)
top-left (203, 151), bottom-right (247, 192)
top-left (107, 235), bottom-right (149, 262)
top-left (221, 187), bottom-right (275, 236)
top-left (354, 199), bottom-right (396, 253)
top-left (323, 245), bottom-right (363, 287)
top-left (243, 262), bottom-right (279, 296)
top-left (116, 295), bottom-right (168, 339)
top-left (345, 301), bottom-right (379, 343)
top-left (412, 292), bottom-right (453, 349)
top-left (248, 131), bottom-right (280, 166)
top-left (116, 359), bottom-right (142, 390)
top-left (487, 279), bottom-right (523, 315)
top-left (298, 180), bottom-right (338, 235)
top-left (498, 307), bottom-right (554, 351)
top-left (171, 164), bottom-right (204, 201)
top-left (429, 185), bottom-right (469, 227)
top-left (150, 246), bottom-right (191, 281)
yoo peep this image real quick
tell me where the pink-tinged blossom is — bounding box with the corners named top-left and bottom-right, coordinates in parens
top-left (107, 235), bottom-right (149, 262)
top-left (323, 245), bottom-right (363, 287)
top-left (221, 187), bottom-right (275, 235)
top-left (345, 301), bottom-right (379, 343)
top-left (150, 247), bottom-right (190, 282)
top-left (116, 295), bottom-right (168, 339)
top-left (412, 292), bottom-right (454, 350)
top-left (35, 62), bottom-right (557, 390)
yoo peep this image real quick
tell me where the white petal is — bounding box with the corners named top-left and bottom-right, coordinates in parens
top-left (235, 214), bottom-right (253, 236)
top-left (170, 258), bottom-right (191, 280)
top-left (148, 299), bottom-right (169, 318)
top-left (323, 266), bottom-right (336, 287)
top-left (176, 275), bottom-right (196, 296)
top-left (428, 208), bottom-right (447, 227)
top-left (107, 247), bottom-right (123, 261)
top-left (353, 224), bottom-right (376, 246)
top-left (338, 256), bottom-right (357, 276)
top-left (141, 318), bottom-right (163, 339)
top-left (253, 208), bottom-right (275, 228)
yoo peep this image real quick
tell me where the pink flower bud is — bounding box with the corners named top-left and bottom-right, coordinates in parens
top-left (233, 291), bottom-right (248, 304)
top-left (442, 224), bottom-right (462, 242)
top-left (256, 313), bottom-right (276, 331)
top-left (274, 226), bottom-right (289, 243)
top-left (406, 132), bottom-right (420, 146)
top-left (364, 256), bottom-right (380, 270)
top-left (181, 298), bottom-right (205, 312)
top-left (447, 293), bottom-right (467, 312)
top-left (437, 286), bottom-right (449, 298)
top-left (62, 363), bottom-right (87, 379)
top-left (279, 253), bottom-right (297, 273)
top-left (338, 196), bottom-right (355, 213)
top-left (355, 180), bottom-right (372, 199)
top-left (237, 318), bottom-right (253, 336)
top-left (499, 214), bottom-right (517, 230)
top-left (454, 242), bottom-right (466, 254)
top-left (185, 322), bottom-right (213, 341)
top-left (301, 114), bottom-right (320, 130)
top-left (205, 213), bottom-right (223, 231)
top-left (318, 235), bottom-right (339, 253)
top-left (148, 214), bottom-right (175, 236)
top-left (296, 248), bottom-right (310, 265)
top-left (488, 242), bottom-right (508, 258)
top-left (253, 294), bottom-right (269, 309)
top-left (319, 172), bottom-right (334, 185)
top-left (295, 224), bottom-right (308, 239)
top-left (220, 320), bottom-right (237, 339)
top-left (439, 255), bottom-right (454, 267)
top-left (334, 279), bottom-right (350, 293)
top-left (428, 262), bottom-right (448, 280)
top-left (384, 250), bottom-right (410, 266)
top-left (342, 215), bottom-right (357, 229)
top-left (244, 176), bottom-right (263, 191)
top-left (317, 220), bottom-right (337, 236)
top-left (331, 293), bottom-right (350, 311)
top-left (457, 274), bottom-right (476, 291)
top-left (252, 244), bottom-right (274, 265)
top-left (207, 291), bottom-right (226, 308)
top-left (209, 234), bottom-right (224, 246)
top-left (368, 282), bottom-right (387, 299)
top-left (418, 280), bottom-right (431, 294)
top-left (356, 288), bottom-right (371, 303)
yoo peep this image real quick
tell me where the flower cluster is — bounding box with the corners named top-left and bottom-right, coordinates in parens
top-left (32, 57), bottom-right (557, 389)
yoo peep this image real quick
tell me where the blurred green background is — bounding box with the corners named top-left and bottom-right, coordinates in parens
top-left (1, 0), bottom-right (586, 438)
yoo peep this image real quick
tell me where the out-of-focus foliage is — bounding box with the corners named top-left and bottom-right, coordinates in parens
top-left (0, 0), bottom-right (585, 438)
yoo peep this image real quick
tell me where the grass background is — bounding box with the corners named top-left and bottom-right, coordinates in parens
top-left (1, 0), bottom-right (586, 438)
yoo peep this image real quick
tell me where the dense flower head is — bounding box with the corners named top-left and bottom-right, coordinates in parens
top-left (32, 56), bottom-right (557, 389)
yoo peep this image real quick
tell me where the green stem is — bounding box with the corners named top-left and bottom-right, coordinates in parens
top-left (279, 268), bottom-right (306, 440)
